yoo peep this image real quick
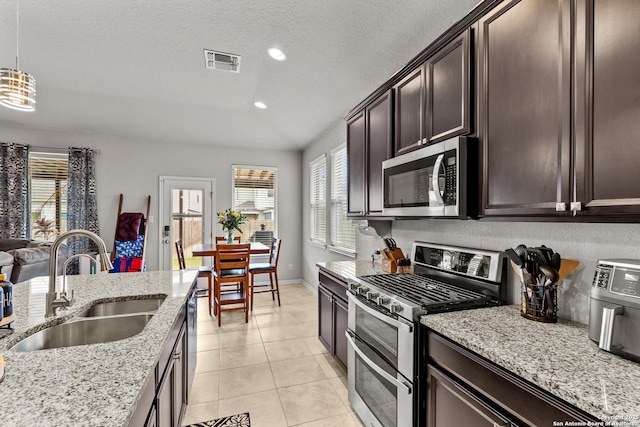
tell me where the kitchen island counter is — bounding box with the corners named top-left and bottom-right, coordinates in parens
top-left (421, 305), bottom-right (640, 425)
top-left (0, 270), bottom-right (197, 427)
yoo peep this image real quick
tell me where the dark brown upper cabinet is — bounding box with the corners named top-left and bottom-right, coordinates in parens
top-left (347, 90), bottom-right (393, 217)
top-left (365, 90), bottom-right (393, 214)
top-left (426, 29), bottom-right (472, 144)
top-left (393, 67), bottom-right (425, 156)
top-left (573, 0), bottom-right (640, 218)
top-left (347, 111), bottom-right (366, 216)
top-left (478, 0), bottom-right (572, 217)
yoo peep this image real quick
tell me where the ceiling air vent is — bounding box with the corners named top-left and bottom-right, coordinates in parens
top-left (204, 50), bottom-right (241, 73)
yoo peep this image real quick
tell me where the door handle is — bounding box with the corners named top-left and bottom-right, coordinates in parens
top-left (431, 153), bottom-right (445, 205)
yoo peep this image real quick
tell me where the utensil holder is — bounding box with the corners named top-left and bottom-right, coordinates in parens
top-left (521, 282), bottom-right (557, 323)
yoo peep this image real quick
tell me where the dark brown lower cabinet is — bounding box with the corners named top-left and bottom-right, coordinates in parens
top-left (318, 272), bottom-right (349, 369)
top-left (425, 330), bottom-right (599, 427)
top-left (129, 286), bottom-right (197, 427)
top-left (426, 365), bottom-right (514, 427)
top-left (154, 322), bottom-right (188, 427)
top-left (333, 297), bottom-right (348, 367)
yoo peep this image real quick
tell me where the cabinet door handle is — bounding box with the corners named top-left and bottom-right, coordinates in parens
top-left (173, 351), bottom-right (182, 361)
top-left (555, 202), bottom-right (567, 212)
top-left (570, 201), bottom-right (582, 211)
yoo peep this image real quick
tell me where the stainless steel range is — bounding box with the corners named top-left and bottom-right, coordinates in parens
top-left (346, 242), bottom-right (507, 427)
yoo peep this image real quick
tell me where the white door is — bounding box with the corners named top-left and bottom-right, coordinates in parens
top-left (159, 177), bottom-right (215, 271)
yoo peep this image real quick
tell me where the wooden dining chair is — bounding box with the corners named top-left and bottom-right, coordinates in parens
top-left (213, 243), bottom-right (251, 326)
top-left (215, 236), bottom-right (241, 243)
top-left (175, 239), bottom-right (214, 314)
top-left (249, 238), bottom-right (282, 311)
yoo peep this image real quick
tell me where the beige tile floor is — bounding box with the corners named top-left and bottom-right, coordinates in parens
top-left (182, 283), bottom-right (364, 427)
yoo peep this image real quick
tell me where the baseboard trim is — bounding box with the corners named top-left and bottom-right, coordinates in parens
top-left (249, 278), bottom-right (317, 294)
top-left (301, 279), bottom-right (317, 294)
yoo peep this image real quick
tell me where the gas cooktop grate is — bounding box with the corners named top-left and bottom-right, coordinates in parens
top-left (358, 273), bottom-right (492, 309)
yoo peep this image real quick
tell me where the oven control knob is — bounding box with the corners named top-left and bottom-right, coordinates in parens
top-left (389, 303), bottom-right (402, 313)
top-left (377, 296), bottom-right (390, 305)
top-left (349, 283), bottom-right (360, 292)
top-left (357, 286), bottom-right (370, 295)
top-left (366, 291), bottom-right (379, 301)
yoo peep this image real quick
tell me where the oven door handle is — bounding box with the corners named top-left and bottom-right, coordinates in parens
top-left (346, 331), bottom-right (412, 395)
top-left (347, 291), bottom-right (413, 333)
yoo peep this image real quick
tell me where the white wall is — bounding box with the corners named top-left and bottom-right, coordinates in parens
top-left (303, 121), bottom-right (640, 325)
top-left (301, 119), bottom-right (360, 288)
top-left (1, 126), bottom-right (303, 278)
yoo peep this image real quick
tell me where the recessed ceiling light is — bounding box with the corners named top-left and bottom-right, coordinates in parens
top-left (267, 48), bottom-right (286, 61)
top-left (254, 101), bottom-right (267, 109)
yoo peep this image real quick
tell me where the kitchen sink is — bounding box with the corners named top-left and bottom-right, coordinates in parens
top-left (11, 314), bottom-right (154, 352)
top-left (10, 295), bottom-right (167, 352)
top-left (75, 296), bottom-right (166, 318)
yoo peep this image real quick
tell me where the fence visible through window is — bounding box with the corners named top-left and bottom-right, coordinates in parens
top-left (232, 166), bottom-right (277, 244)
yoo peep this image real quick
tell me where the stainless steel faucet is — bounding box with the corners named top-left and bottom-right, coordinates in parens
top-left (46, 229), bottom-right (114, 317)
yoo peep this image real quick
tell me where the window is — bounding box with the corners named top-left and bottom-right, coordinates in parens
top-left (309, 155), bottom-right (326, 244)
top-left (28, 151), bottom-right (69, 241)
top-left (331, 145), bottom-right (355, 252)
top-left (232, 166), bottom-right (277, 245)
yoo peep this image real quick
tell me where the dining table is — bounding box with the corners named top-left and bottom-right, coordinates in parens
top-left (191, 241), bottom-right (270, 257)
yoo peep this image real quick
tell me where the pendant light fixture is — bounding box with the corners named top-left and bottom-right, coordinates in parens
top-left (0, 2), bottom-right (36, 112)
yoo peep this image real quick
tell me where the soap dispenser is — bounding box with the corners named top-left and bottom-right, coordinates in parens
top-left (0, 266), bottom-right (13, 319)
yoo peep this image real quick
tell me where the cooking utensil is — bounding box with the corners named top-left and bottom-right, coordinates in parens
top-left (551, 252), bottom-right (562, 270)
top-left (509, 260), bottom-right (525, 283)
top-left (514, 244), bottom-right (528, 262)
top-left (539, 265), bottom-right (559, 286)
top-left (505, 248), bottom-right (524, 268)
top-left (544, 287), bottom-right (555, 318)
top-left (558, 259), bottom-right (580, 281)
top-left (539, 245), bottom-right (555, 265)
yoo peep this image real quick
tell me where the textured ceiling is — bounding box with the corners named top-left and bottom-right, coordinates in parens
top-left (0, 0), bottom-right (480, 150)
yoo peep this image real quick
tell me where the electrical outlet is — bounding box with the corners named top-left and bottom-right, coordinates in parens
top-left (288, 263), bottom-right (294, 271)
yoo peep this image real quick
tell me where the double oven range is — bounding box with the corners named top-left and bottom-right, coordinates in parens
top-left (346, 242), bottom-right (506, 427)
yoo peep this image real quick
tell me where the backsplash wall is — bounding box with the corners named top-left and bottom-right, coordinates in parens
top-left (356, 220), bottom-right (640, 324)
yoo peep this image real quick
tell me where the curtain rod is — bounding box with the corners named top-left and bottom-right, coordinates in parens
top-left (30, 146), bottom-right (101, 154)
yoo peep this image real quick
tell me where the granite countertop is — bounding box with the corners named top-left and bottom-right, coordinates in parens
top-left (0, 270), bottom-right (197, 427)
top-left (316, 260), bottom-right (386, 282)
top-left (421, 305), bottom-right (640, 425)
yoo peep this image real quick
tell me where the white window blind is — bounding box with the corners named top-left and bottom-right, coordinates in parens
top-left (232, 166), bottom-right (277, 245)
top-left (28, 151), bottom-right (69, 241)
top-left (331, 145), bottom-right (355, 252)
top-left (309, 155), bottom-right (326, 244)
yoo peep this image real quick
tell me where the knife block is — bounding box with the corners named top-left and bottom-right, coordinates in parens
top-left (382, 258), bottom-right (397, 273)
top-left (382, 247), bottom-right (405, 273)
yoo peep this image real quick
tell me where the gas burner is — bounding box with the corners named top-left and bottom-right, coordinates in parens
top-left (357, 273), bottom-right (493, 312)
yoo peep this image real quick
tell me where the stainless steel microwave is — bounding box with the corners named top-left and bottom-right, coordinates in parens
top-left (382, 136), bottom-right (476, 217)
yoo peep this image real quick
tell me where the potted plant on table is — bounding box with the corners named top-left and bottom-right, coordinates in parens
top-left (217, 209), bottom-right (247, 243)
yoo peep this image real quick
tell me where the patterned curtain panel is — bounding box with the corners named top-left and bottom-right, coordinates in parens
top-left (0, 143), bottom-right (30, 239)
top-left (67, 147), bottom-right (100, 273)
